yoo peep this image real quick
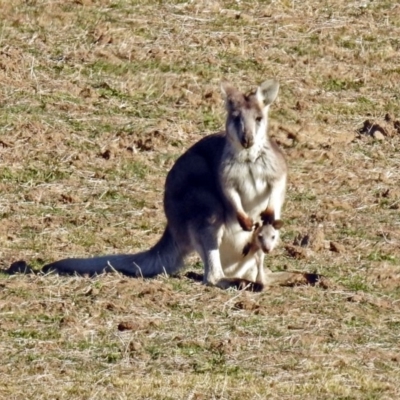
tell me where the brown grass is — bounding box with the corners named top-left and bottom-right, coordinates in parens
top-left (1, 0), bottom-right (400, 398)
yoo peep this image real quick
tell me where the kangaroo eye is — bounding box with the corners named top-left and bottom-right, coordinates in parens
top-left (271, 236), bottom-right (276, 240)
top-left (255, 116), bottom-right (263, 123)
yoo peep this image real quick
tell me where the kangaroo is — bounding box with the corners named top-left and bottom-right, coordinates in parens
top-left (220, 219), bottom-right (322, 291)
top-left (243, 220), bottom-right (282, 256)
top-left (220, 219), bottom-right (282, 289)
top-left (241, 220), bottom-right (283, 283)
top-left (34, 79), bottom-right (287, 288)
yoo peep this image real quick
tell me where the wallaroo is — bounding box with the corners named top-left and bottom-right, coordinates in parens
top-left (217, 219), bottom-right (284, 291)
top-left (240, 220), bottom-right (284, 285)
top-left (11, 79), bottom-right (309, 290)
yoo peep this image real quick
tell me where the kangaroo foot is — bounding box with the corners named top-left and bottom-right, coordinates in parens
top-left (217, 278), bottom-right (264, 292)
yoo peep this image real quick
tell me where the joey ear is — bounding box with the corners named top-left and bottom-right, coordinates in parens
top-left (272, 219), bottom-right (284, 230)
top-left (256, 79), bottom-right (280, 107)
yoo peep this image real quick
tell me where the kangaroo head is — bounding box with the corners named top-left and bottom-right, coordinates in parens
top-left (257, 219), bottom-right (283, 254)
top-left (221, 80), bottom-right (279, 150)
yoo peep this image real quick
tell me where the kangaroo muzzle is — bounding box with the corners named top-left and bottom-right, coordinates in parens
top-left (241, 133), bottom-right (254, 149)
top-left (261, 245), bottom-right (271, 254)
top-left (258, 237), bottom-right (271, 254)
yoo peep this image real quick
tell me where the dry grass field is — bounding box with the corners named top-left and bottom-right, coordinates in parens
top-left (1, 0), bottom-right (400, 398)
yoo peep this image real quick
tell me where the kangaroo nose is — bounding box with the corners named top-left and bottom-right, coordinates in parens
top-left (241, 135), bottom-right (254, 148)
top-left (261, 244), bottom-right (271, 253)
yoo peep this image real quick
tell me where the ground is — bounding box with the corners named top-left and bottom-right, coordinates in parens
top-left (0, 0), bottom-right (400, 399)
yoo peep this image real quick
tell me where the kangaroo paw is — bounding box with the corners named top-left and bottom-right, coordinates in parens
top-left (260, 209), bottom-right (275, 224)
top-left (237, 213), bottom-right (254, 232)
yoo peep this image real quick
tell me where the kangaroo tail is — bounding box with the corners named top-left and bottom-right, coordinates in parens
top-left (41, 226), bottom-right (185, 277)
top-left (3, 260), bottom-right (36, 275)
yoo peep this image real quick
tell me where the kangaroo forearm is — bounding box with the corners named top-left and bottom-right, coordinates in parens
top-left (223, 186), bottom-right (253, 231)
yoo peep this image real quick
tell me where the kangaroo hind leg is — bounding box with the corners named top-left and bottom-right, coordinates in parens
top-left (192, 224), bottom-right (225, 287)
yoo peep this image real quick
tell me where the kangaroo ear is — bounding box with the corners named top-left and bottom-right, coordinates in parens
top-left (256, 79), bottom-right (279, 107)
top-left (272, 219), bottom-right (284, 230)
top-left (221, 81), bottom-right (235, 98)
top-left (221, 81), bottom-right (239, 110)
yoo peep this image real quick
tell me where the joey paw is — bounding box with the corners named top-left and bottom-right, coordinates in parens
top-left (260, 210), bottom-right (275, 224)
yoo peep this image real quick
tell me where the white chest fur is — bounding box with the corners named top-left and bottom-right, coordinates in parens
top-left (220, 143), bottom-right (280, 217)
